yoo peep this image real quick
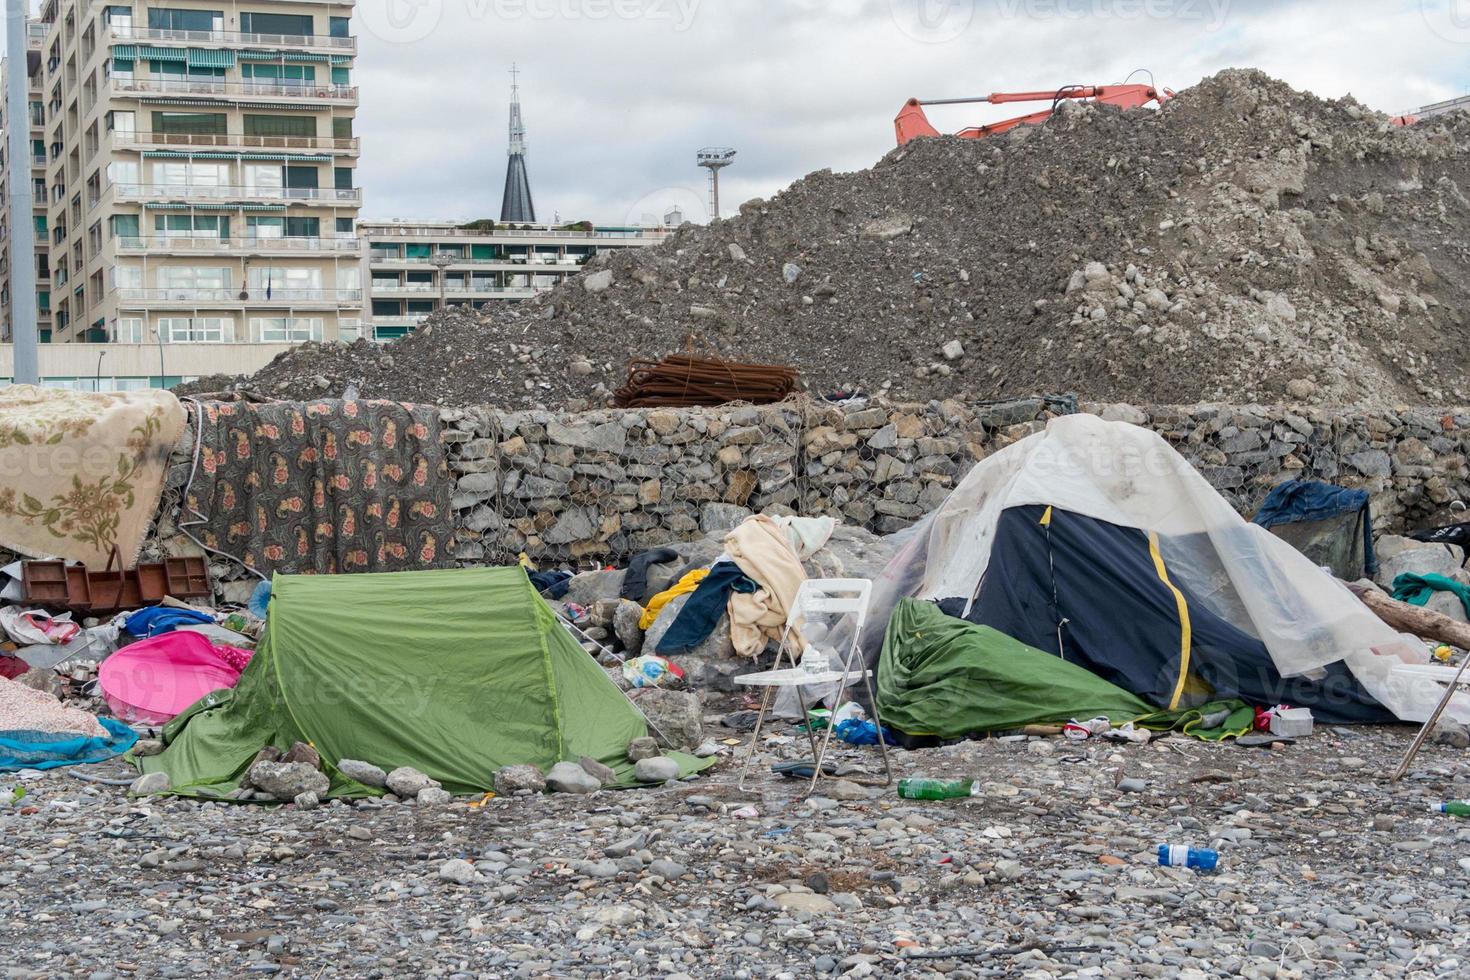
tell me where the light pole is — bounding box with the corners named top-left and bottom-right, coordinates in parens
top-left (152, 327), bottom-right (165, 388)
top-left (94, 349), bottom-right (105, 392)
top-left (432, 251), bottom-right (452, 316)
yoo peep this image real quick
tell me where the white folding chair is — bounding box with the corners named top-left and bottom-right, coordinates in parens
top-left (735, 578), bottom-right (892, 795)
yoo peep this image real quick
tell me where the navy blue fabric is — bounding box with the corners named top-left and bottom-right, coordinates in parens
top-left (958, 505), bottom-right (1392, 725)
top-left (620, 548), bottom-right (680, 602)
top-left (1253, 480), bottom-right (1376, 576)
top-left (527, 569), bottom-right (573, 599)
top-left (656, 562), bottom-right (757, 655)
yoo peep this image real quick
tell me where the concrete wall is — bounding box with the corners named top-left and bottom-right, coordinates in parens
top-left (0, 342), bottom-right (293, 384)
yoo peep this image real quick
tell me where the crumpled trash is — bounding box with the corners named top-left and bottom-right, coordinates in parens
top-left (0, 607), bottom-right (79, 647)
top-left (834, 718), bottom-right (899, 745)
top-left (622, 655), bottom-right (685, 689)
top-left (1102, 723), bottom-right (1151, 744)
top-left (1063, 717), bottom-right (1111, 740)
top-left (17, 624), bottom-right (120, 670)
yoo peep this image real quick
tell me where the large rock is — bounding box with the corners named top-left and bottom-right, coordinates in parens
top-left (336, 759), bottom-right (387, 788)
top-left (634, 756), bottom-right (680, 783)
top-left (564, 569), bottom-right (627, 607)
top-left (633, 688), bottom-right (704, 751)
top-left (248, 761), bottom-right (330, 801)
top-left (493, 764), bottom-right (547, 795)
top-left (613, 599), bottom-right (645, 656)
top-left (643, 593), bottom-right (735, 662)
top-left (675, 654), bottom-right (763, 693)
top-left (1374, 536), bottom-right (1470, 623)
top-left (385, 766), bottom-right (439, 798)
top-left (129, 771), bottom-right (170, 796)
top-left (546, 761), bottom-right (602, 794)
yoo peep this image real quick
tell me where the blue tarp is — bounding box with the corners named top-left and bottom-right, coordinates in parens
top-left (123, 606), bottom-right (214, 639)
top-left (0, 717), bottom-right (137, 772)
top-left (1253, 480), bottom-right (1377, 576)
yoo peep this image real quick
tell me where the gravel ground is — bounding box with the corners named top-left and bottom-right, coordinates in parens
top-left (4, 712), bottom-right (1468, 979)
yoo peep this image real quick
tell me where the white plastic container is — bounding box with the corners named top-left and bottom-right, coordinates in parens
top-left (1269, 707), bottom-right (1314, 737)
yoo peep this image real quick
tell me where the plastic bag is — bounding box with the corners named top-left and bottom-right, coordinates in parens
top-left (622, 655), bottom-right (685, 689)
top-left (0, 607), bottom-right (79, 646)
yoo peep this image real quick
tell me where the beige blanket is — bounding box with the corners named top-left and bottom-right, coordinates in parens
top-left (727, 514), bottom-right (808, 658)
top-left (0, 385), bottom-right (185, 566)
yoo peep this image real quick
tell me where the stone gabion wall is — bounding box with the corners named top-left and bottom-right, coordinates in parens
top-left (141, 397), bottom-right (1470, 579)
top-left (440, 399), bottom-right (1470, 566)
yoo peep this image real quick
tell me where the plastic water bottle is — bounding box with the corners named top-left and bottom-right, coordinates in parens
top-left (1157, 844), bottom-right (1218, 871)
top-left (1430, 801), bottom-right (1470, 817)
top-left (897, 778), bottom-right (978, 800)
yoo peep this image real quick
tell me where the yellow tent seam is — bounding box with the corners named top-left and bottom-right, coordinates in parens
top-left (1147, 531), bottom-right (1193, 711)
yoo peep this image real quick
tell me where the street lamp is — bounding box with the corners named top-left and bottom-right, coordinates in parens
top-left (95, 349), bottom-right (106, 393)
top-left (432, 251), bottom-right (453, 315)
top-left (152, 327), bottom-right (166, 389)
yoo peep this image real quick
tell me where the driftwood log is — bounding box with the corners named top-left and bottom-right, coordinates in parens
top-left (1346, 579), bottom-right (1470, 650)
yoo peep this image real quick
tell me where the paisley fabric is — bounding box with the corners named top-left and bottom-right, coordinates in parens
top-left (186, 399), bottom-right (453, 575)
top-left (0, 385), bottom-right (185, 566)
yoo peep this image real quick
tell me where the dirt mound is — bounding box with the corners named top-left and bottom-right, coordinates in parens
top-left (207, 69), bottom-right (1470, 408)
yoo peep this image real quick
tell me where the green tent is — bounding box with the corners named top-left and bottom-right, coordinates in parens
top-left (877, 598), bottom-right (1156, 740)
top-left (140, 567), bottom-right (700, 798)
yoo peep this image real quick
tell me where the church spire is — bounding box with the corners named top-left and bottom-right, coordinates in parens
top-left (500, 63), bottom-right (536, 224)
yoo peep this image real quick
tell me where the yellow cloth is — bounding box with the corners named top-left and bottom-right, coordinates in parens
top-left (0, 385), bottom-right (185, 566)
top-left (726, 515), bottom-right (807, 659)
top-left (639, 568), bottom-right (709, 630)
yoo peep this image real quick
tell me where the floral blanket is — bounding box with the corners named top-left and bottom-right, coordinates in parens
top-left (0, 385), bottom-right (185, 566)
top-left (185, 399), bottom-right (454, 574)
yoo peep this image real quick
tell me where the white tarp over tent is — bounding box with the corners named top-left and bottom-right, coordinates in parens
top-left (866, 413), bottom-right (1465, 723)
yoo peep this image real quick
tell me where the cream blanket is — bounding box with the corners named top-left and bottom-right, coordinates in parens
top-left (0, 385), bottom-right (185, 566)
top-left (726, 514), bottom-right (808, 658)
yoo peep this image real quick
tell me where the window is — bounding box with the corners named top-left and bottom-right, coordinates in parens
top-left (246, 215), bottom-right (283, 238)
top-left (33, 214), bottom-right (46, 233)
top-left (471, 244), bottom-right (496, 260)
top-left (115, 317), bottom-right (144, 343)
top-left (154, 214), bottom-right (228, 239)
top-left (157, 316), bottom-right (233, 342)
top-left (112, 265), bottom-right (142, 288)
top-left (335, 217), bottom-right (354, 235)
top-left (146, 8), bottom-right (221, 32)
top-left (107, 159), bottom-right (139, 187)
top-left (244, 165), bottom-right (283, 191)
top-left (111, 213), bottom-right (138, 239)
top-left (152, 111), bottom-right (226, 135)
top-left (240, 12), bottom-right (313, 37)
top-left (285, 216), bottom-right (319, 237)
top-left (338, 267), bottom-right (361, 291)
top-left (331, 67), bottom-right (349, 86)
top-left (334, 167), bottom-right (352, 190)
top-left (251, 316), bottom-right (322, 343)
top-left (103, 6), bottom-right (133, 28)
top-left (284, 165), bottom-right (319, 190)
top-left (332, 117), bottom-right (352, 140)
top-left (248, 266), bottom-right (320, 296)
top-left (244, 114), bottom-right (315, 138)
top-left (329, 16), bottom-right (350, 38)
top-left (241, 63), bottom-right (315, 83)
top-left (106, 111), bottom-right (135, 136)
top-left (157, 266), bottom-right (230, 295)
top-left (150, 160), bottom-right (229, 187)
top-left (372, 300), bottom-right (401, 317)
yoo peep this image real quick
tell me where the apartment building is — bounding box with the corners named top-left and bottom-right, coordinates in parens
top-left (360, 220), bottom-right (672, 341)
top-left (36, 0), bottom-right (361, 348)
top-left (0, 20), bottom-right (53, 343)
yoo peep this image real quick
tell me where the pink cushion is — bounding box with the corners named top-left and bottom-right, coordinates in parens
top-left (99, 631), bottom-right (253, 726)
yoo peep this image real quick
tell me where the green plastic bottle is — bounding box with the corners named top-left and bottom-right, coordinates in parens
top-left (1431, 801), bottom-right (1470, 817)
top-left (897, 778), bottom-right (976, 800)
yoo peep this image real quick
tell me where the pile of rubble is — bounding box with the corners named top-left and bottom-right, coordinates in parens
top-left (202, 69), bottom-right (1470, 409)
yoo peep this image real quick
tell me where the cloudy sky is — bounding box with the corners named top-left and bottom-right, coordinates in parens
top-left (345, 0), bottom-right (1469, 225)
top-left (12, 1), bottom-right (1465, 225)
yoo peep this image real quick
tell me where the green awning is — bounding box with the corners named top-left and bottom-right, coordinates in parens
top-left (141, 151), bottom-right (330, 163)
top-left (111, 44), bottom-right (139, 59)
top-left (236, 102), bottom-right (316, 112)
top-left (330, 55), bottom-right (352, 66)
top-left (241, 205), bottom-right (288, 213)
top-left (138, 46), bottom-right (187, 61)
top-left (240, 153), bottom-right (330, 162)
top-left (141, 150), bottom-right (192, 159)
top-left (238, 50), bottom-right (329, 63)
top-left (143, 203), bottom-right (190, 210)
top-left (139, 98), bottom-right (223, 108)
top-left (187, 48), bottom-right (236, 68)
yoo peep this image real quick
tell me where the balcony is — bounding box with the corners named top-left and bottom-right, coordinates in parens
top-left (109, 76), bottom-right (357, 104)
top-left (116, 235), bottom-right (360, 254)
top-left (116, 287), bottom-right (363, 304)
top-left (107, 24), bottom-right (356, 53)
top-left (112, 183), bottom-right (363, 205)
top-left (116, 132), bottom-right (359, 154)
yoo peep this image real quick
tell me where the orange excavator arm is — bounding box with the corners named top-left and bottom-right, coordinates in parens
top-left (895, 83), bottom-right (1173, 146)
